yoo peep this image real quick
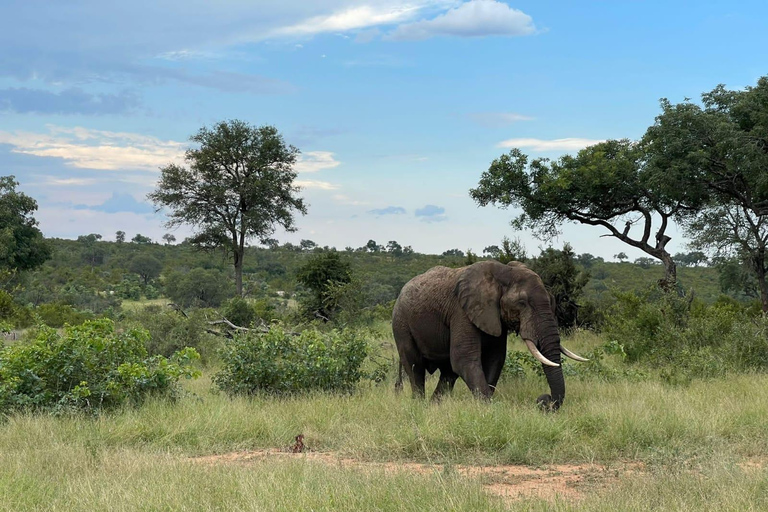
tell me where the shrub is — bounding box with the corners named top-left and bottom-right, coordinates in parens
top-left (0, 318), bottom-right (200, 414)
top-left (122, 305), bottom-right (222, 363)
top-left (36, 303), bottom-right (91, 328)
top-left (214, 325), bottom-right (369, 395)
top-left (604, 289), bottom-right (768, 380)
top-left (164, 268), bottom-right (233, 308)
top-left (222, 297), bottom-right (257, 327)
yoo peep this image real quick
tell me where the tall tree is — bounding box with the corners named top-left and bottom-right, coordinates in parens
top-left (643, 77), bottom-right (768, 310)
top-left (0, 176), bottom-right (51, 273)
top-left (149, 120), bottom-right (307, 295)
top-left (471, 140), bottom-right (706, 290)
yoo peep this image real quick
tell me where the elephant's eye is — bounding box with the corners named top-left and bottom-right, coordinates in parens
top-left (517, 299), bottom-right (528, 307)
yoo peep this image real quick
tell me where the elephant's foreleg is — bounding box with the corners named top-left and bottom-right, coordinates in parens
top-left (482, 337), bottom-right (507, 393)
top-left (450, 322), bottom-right (493, 398)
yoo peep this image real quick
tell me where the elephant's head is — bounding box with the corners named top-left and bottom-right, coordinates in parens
top-left (455, 260), bottom-right (587, 410)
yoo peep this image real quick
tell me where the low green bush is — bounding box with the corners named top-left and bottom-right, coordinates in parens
top-left (36, 302), bottom-right (92, 328)
top-left (0, 318), bottom-right (200, 414)
top-left (604, 289), bottom-right (768, 381)
top-left (214, 325), bottom-right (370, 395)
top-left (121, 305), bottom-right (222, 363)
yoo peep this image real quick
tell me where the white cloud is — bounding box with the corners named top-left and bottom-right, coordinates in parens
top-left (295, 179), bottom-right (340, 190)
top-left (0, 125), bottom-right (184, 171)
top-left (269, 4), bottom-right (421, 38)
top-left (388, 0), bottom-right (535, 40)
top-left (497, 137), bottom-right (605, 151)
top-left (333, 194), bottom-right (369, 206)
top-left (295, 151), bottom-right (341, 173)
top-left (31, 176), bottom-right (100, 187)
top-left (468, 111), bottom-right (534, 128)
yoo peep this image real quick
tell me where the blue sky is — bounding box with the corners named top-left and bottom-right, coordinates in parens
top-left (2, 0), bottom-right (767, 259)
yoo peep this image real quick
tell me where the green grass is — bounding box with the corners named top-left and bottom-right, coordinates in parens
top-left (3, 328), bottom-right (768, 510)
top-left (120, 298), bottom-right (169, 311)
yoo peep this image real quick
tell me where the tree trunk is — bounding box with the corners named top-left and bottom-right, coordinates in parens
top-left (234, 249), bottom-right (244, 297)
top-left (659, 252), bottom-right (677, 292)
top-left (755, 260), bottom-right (768, 314)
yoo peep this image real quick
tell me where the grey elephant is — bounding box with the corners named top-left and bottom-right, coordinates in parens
top-left (392, 260), bottom-right (587, 410)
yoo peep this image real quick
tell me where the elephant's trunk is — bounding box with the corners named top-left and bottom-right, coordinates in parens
top-left (539, 330), bottom-right (565, 411)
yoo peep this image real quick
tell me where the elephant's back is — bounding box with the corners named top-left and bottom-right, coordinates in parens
top-left (394, 265), bottom-right (460, 316)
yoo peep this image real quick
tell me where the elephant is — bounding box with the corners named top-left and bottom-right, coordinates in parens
top-left (392, 260), bottom-right (587, 410)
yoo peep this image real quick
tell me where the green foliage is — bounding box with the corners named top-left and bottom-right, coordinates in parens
top-left (129, 254), bottom-right (163, 285)
top-left (0, 176), bottom-right (52, 272)
top-left (604, 290), bottom-right (768, 382)
top-left (164, 268), bottom-right (233, 308)
top-left (36, 303), bottom-right (92, 328)
top-left (504, 339), bottom-right (642, 382)
top-left (121, 306), bottom-right (221, 362)
top-left (222, 297), bottom-right (257, 327)
top-left (296, 252), bottom-right (353, 319)
top-left (528, 243), bottom-right (590, 329)
top-left (0, 319), bottom-right (200, 414)
top-left (148, 120), bottom-right (307, 295)
top-left (214, 325), bottom-right (369, 395)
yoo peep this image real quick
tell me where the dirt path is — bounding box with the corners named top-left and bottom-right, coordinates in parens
top-left (193, 449), bottom-right (639, 503)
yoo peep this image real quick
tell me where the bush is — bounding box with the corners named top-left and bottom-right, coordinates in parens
top-left (0, 319), bottom-right (200, 414)
top-left (121, 305), bottom-right (222, 363)
top-left (36, 303), bottom-right (92, 328)
top-left (214, 325), bottom-right (369, 395)
top-left (604, 289), bottom-right (768, 380)
top-left (222, 297), bottom-right (257, 327)
top-left (164, 268), bottom-right (233, 308)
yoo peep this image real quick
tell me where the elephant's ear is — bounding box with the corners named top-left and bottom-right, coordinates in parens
top-left (455, 263), bottom-right (503, 337)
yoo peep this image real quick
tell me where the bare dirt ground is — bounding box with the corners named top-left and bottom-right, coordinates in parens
top-left (193, 449), bottom-right (640, 504)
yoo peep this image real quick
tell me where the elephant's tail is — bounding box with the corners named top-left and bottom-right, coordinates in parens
top-left (394, 359), bottom-right (403, 393)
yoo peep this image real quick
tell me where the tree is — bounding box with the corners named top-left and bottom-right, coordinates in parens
top-left (77, 233), bottom-right (105, 271)
top-left (483, 236), bottom-right (526, 263)
top-left (634, 257), bottom-right (657, 269)
top-left (149, 120), bottom-right (307, 296)
top-left (442, 248), bottom-right (464, 257)
top-left (471, 138), bottom-right (708, 291)
top-left (164, 268), bottom-right (232, 308)
top-left (115, 230), bottom-right (126, 244)
top-left (132, 234), bottom-right (152, 244)
top-left (386, 240), bottom-right (403, 257)
top-left (129, 254), bottom-right (163, 286)
top-left (162, 233), bottom-right (176, 245)
top-left (0, 176), bottom-right (51, 273)
top-left (642, 78), bottom-right (768, 310)
top-left (300, 239), bottom-right (317, 251)
top-left (364, 240), bottom-right (383, 253)
top-left (528, 243), bottom-right (590, 329)
top-left (296, 252), bottom-right (353, 320)
top-left (614, 252), bottom-right (628, 262)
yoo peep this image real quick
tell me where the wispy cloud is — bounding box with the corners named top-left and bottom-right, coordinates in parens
top-left (388, 0), bottom-right (536, 41)
top-left (497, 137), bottom-right (604, 151)
top-left (368, 206), bottom-right (406, 216)
top-left (0, 87), bottom-right (140, 116)
top-left (295, 151), bottom-right (341, 173)
top-left (269, 4), bottom-right (421, 38)
top-left (0, 126), bottom-right (184, 171)
top-left (467, 111), bottom-right (534, 128)
top-left (74, 191), bottom-right (154, 214)
top-left (295, 179), bottom-right (339, 190)
top-left (415, 204), bottom-right (447, 222)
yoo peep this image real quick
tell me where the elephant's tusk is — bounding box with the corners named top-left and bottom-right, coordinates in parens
top-left (561, 346), bottom-right (590, 362)
top-left (523, 339), bottom-right (560, 367)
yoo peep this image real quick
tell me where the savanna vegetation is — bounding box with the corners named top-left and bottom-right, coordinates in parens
top-left (2, 78), bottom-right (768, 510)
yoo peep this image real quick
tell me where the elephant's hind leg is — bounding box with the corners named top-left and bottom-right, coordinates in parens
top-left (393, 323), bottom-right (426, 398)
top-left (431, 367), bottom-right (458, 402)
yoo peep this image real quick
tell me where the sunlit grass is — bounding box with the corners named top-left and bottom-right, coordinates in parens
top-left (3, 327), bottom-right (768, 510)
